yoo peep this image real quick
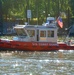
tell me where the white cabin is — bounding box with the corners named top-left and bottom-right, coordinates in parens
top-left (13, 17), bottom-right (58, 43)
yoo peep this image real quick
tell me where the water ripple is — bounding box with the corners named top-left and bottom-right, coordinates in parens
top-left (0, 50), bottom-right (74, 75)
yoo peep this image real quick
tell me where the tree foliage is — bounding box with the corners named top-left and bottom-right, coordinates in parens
top-left (1, 0), bottom-right (73, 20)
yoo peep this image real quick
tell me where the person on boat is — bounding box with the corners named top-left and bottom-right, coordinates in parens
top-left (44, 20), bottom-right (53, 26)
top-left (67, 40), bottom-right (71, 46)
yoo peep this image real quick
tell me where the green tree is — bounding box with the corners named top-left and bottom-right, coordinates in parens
top-left (1, 0), bottom-right (72, 24)
top-left (0, 0), bottom-right (3, 34)
top-left (70, 0), bottom-right (74, 17)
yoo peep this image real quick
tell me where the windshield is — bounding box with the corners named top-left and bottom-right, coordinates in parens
top-left (27, 30), bottom-right (35, 37)
top-left (15, 29), bottom-right (27, 36)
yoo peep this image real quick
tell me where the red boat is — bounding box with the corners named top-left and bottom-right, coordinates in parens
top-left (0, 17), bottom-right (74, 51)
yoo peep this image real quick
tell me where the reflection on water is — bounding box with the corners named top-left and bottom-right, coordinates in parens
top-left (0, 50), bottom-right (74, 75)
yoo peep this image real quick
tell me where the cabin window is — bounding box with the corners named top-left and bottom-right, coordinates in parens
top-left (40, 31), bottom-right (46, 37)
top-left (27, 30), bottom-right (35, 37)
top-left (48, 30), bottom-right (54, 37)
top-left (15, 29), bottom-right (27, 36)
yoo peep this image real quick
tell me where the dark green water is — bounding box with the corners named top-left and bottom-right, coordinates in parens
top-left (0, 50), bottom-right (74, 75)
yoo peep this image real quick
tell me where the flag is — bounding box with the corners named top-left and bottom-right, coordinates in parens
top-left (57, 17), bottom-right (63, 28)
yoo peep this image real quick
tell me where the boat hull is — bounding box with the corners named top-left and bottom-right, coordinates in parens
top-left (0, 39), bottom-right (74, 51)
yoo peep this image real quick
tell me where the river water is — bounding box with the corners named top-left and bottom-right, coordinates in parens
top-left (0, 50), bottom-right (74, 75)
